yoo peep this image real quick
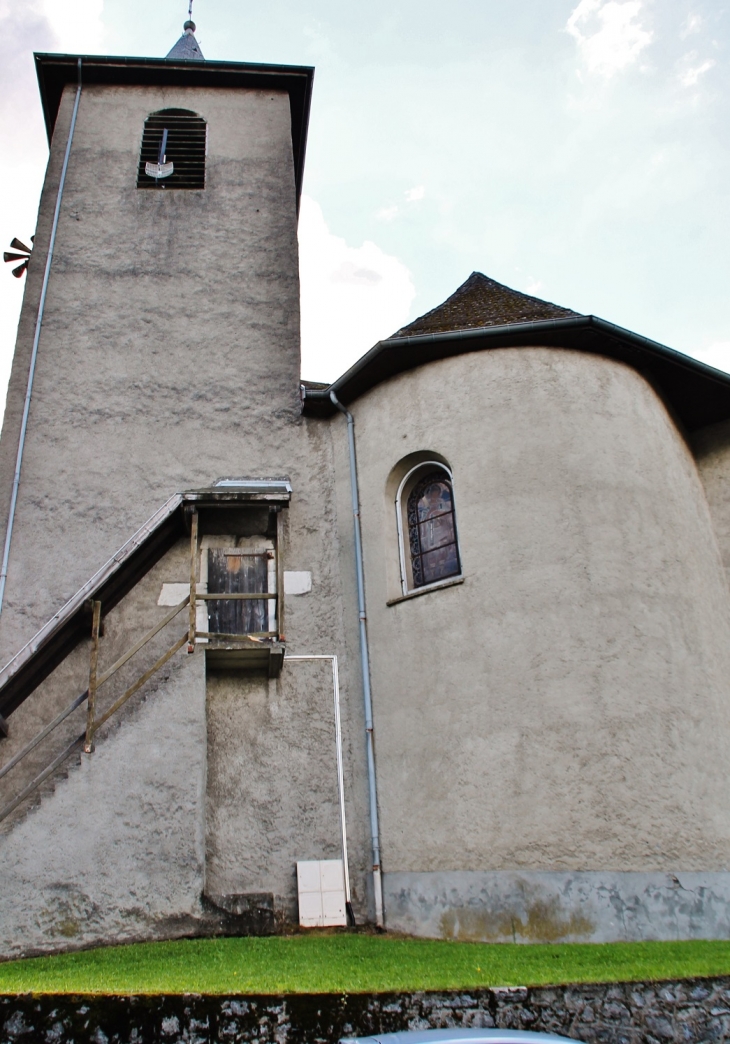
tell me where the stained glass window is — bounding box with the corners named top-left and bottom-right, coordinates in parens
top-left (407, 470), bottom-right (460, 587)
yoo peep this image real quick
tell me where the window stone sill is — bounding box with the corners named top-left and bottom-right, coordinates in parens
top-left (386, 575), bottom-right (464, 606)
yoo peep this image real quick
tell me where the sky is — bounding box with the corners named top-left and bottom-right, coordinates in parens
top-left (0, 0), bottom-right (729, 393)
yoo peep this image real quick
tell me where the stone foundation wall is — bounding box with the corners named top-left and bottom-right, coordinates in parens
top-left (2, 977), bottom-right (730, 1043)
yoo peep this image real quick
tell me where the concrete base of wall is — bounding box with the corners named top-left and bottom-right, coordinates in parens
top-left (384, 870), bottom-right (730, 942)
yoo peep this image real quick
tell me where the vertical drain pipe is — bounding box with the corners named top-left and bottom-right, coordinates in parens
top-left (285, 654), bottom-right (355, 925)
top-left (330, 389), bottom-right (384, 927)
top-left (0, 59), bottom-right (83, 615)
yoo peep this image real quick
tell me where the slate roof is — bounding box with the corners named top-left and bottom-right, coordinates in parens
top-left (166, 28), bottom-right (205, 61)
top-left (394, 271), bottom-right (580, 337)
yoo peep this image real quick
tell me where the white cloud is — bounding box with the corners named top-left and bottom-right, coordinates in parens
top-left (526, 280), bottom-right (544, 296)
top-left (679, 54), bottom-right (716, 88)
top-left (688, 343), bottom-right (730, 375)
top-left (376, 204), bottom-right (399, 222)
top-left (41, 0), bottom-right (105, 53)
top-left (0, 1), bottom-right (106, 425)
top-left (298, 196), bottom-right (416, 383)
top-left (566, 0), bottom-right (652, 78)
top-left (303, 23), bottom-right (335, 62)
top-left (405, 185), bottom-right (426, 202)
top-left (681, 14), bottom-right (702, 39)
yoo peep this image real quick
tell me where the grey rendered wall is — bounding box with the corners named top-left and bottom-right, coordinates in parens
top-left (0, 541), bottom-right (207, 959)
top-left (0, 74), bottom-right (375, 944)
top-left (0, 81), bottom-right (301, 660)
top-left (692, 420), bottom-right (730, 588)
top-left (205, 664), bottom-right (344, 919)
top-left (335, 347), bottom-right (730, 937)
top-left (201, 465), bottom-right (374, 923)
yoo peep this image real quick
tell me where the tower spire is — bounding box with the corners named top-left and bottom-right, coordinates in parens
top-left (166, 0), bottom-right (205, 61)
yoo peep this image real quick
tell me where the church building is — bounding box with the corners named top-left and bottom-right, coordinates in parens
top-left (2, 18), bottom-right (730, 958)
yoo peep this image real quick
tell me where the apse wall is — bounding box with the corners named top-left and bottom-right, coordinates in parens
top-left (340, 346), bottom-right (730, 941)
top-left (692, 419), bottom-right (730, 590)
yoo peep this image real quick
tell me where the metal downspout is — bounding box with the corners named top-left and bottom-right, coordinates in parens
top-left (329, 389), bottom-right (384, 927)
top-left (0, 58), bottom-right (83, 615)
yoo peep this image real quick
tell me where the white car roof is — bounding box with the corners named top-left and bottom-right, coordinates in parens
top-left (341, 1030), bottom-right (578, 1044)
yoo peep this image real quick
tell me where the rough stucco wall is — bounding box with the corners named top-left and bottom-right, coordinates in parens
top-left (0, 540), bottom-right (207, 958)
top-left (205, 664), bottom-right (343, 915)
top-left (0, 78), bottom-right (374, 943)
top-left (692, 419), bottom-right (730, 588)
top-left (0, 645), bottom-right (207, 960)
top-left (0, 89), bottom-right (74, 654)
top-left (202, 423), bottom-right (372, 922)
top-left (0, 540), bottom-right (195, 815)
top-left (0, 82), bottom-right (301, 660)
top-left (343, 347), bottom-right (730, 878)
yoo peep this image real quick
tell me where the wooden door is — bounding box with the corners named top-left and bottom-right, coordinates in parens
top-left (207, 550), bottom-right (269, 636)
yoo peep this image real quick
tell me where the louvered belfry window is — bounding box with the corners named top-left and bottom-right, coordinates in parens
top-left (136, 109), bottom-right (207, 190)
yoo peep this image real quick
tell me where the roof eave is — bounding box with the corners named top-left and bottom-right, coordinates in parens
top-left (302, 315), bottom-right (730, 433)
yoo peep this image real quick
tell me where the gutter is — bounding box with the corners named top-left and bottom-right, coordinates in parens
top-left (302, 316), bottom-right (730, 427)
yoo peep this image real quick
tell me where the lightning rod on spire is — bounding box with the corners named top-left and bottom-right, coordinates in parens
top-left (183, 0), bottom-right (196, 34)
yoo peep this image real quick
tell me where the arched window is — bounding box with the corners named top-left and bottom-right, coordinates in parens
top-left (396, 462), bottom-right (461, 594)
top-left (136, 109), bottom-right (207, 190)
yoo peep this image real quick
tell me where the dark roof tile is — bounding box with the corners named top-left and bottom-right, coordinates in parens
top-left (394, 271), bottom-right (580, 337)
top-left (166, 30), bottom-right (205, 61)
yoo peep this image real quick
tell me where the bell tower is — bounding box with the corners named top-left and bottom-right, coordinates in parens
top-left (0, 25), bottom-right (314, 658)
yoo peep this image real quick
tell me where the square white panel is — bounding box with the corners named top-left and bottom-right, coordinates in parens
top-left (298, 890), bottom-right (323, 928)
top-left (296, 860), bottom-right (321, 894)
top-left (297, 859), bottom-right (347, 928)
top-left (320, 859), bottom-right (345, 892)
top-left (321, 889), bottom-right (346, 926)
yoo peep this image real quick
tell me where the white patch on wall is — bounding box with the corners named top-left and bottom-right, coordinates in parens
top-left (296, 860), bottom-right (347, 928)
top-left (158, 583), bottom-right (190, 606)
top-left (284, 571), bottom-right (312, 596)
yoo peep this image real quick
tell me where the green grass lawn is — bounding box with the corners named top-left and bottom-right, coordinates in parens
top-left (0, 935), bottom-right (729, 995)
